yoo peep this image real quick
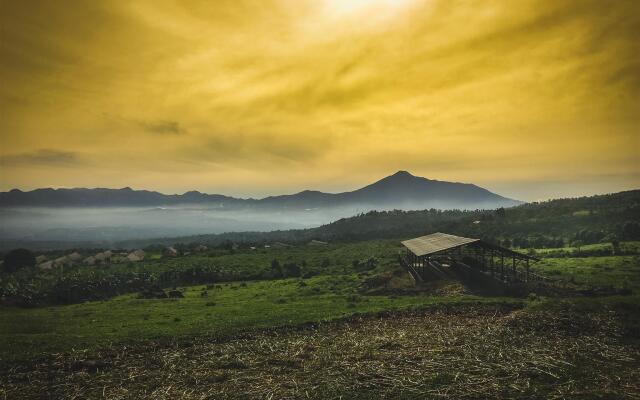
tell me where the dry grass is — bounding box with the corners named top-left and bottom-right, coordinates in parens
top-left (2, 303), bottom-right (639, 399)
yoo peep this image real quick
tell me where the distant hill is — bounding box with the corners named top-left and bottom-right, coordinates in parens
top-left (3, 189), bottom-right (637, 251)
top-left (0, 171), bottom-right (521, 210)
top-left (0, 187), bottom-right (240, 208)
top-left (113, 189), bottom-right (639, 250)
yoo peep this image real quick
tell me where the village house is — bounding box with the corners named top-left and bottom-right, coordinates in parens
top-left (126, 249), bottom-right (146, 262)
top-left (94, 250), bottom-right (113, 264)
top-left (163, 246), bottom-right (178, 257)
top-left (68, 252), bottom-right (83, 262)
top-left (38, 260), bottom-right (54, 270)
top-left (53, 256), bottom-right (71, 268)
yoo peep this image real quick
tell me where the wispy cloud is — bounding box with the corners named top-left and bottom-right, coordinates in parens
top-left (0, 0), bottom-right (638, 198)
top-left (0, 149), bottom-right (84, 167)
top-left (138, 120), bottom-right (185, 135)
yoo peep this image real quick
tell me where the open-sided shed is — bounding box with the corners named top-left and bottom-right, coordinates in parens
top-left (400, 232), bottom-right (540, 284)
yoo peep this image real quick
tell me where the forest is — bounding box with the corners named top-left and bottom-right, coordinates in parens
top-left (111, 189), bottom-right (640, 250)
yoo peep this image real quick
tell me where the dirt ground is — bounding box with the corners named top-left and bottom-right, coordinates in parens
top-left (2, 303), bottom-right (639, 399)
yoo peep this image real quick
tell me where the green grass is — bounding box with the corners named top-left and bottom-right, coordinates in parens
top-left (0, 239), bottom-right (405, 307)
top-left (119, 240), bottom-right (404, 276)
top-left (532, 255), bottom-right (640, 289)
top-left (2, 239), bottom-right (639, 365)
top-left (533, 240), bottom-right (640, 254)
top-left (0, 274), bottom-right (510, 363)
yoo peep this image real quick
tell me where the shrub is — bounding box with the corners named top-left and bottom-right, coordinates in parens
top-left (283, 263), bottom-right (301, 277)
top-left (2, 249), bottom-right (36, 273)
top-left (271, 259), bottom-right (282, 278)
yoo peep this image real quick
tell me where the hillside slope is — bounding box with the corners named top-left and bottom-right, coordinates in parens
top-left (106, 189), bottom-right (640, 249)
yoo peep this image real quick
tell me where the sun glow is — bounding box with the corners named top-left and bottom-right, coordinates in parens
top-left (0, 0), bottom-right (638, 199)
top-left (321, 0), bottom-right (417, 18)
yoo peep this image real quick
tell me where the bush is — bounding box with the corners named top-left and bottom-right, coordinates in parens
top-left (2, 249), bottom-right (36, 273)
top-left (283, 263), bottom-right (301, 277)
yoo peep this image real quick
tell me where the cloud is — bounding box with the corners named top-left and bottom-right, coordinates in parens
top-left (0, 149), bottom-right (84, 167)
top-left (184, 130), bottom-right (333, 166)
top-left (0, 0), bottom-right (638, 199)
top-left (138, 120), bottom-right (185, 135)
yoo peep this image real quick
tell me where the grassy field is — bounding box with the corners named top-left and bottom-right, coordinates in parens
top-left (0, 240), bottom-right (404, 307)
top-left (1, 240), bottom-right (640, 399)
top-left (532, 255), bottom-right (640, 290)
top-left (0, 272), bottom-right (515, 363)
top-left (532, 240), bottom-right (640, 255)
top-left (1, 253), bottom-right (639, 362)
top-left (2, 300), bottom-right (639, 399)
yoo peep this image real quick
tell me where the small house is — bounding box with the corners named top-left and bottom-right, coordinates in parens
top-left (163, 246), bottom-right (178, 257)
top-left (126, 249), bottom-right (146, 262)
top-left (53, 256), bottom-right (71, 268)
top-left (194, 245), bottom-right (208, 252)
top-left (38, 260), bottom-right (54, 270)
top-left (94, 250), bottom-right (113, 263)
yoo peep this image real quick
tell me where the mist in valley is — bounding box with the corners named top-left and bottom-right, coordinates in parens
top-left (0, 198), bottom-right (509, 246)
top-left (0, 205), bottom-right (367, 244)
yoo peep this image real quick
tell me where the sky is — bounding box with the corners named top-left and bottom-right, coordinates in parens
top-left (0, 0), bottom-right (638, 201)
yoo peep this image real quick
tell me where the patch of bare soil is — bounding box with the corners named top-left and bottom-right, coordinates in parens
top-left (2, 304), bottom-right (639, 399)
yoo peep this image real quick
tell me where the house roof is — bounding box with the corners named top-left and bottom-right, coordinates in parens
top-left (401, 232), bottom-right (479, 257)
top-left (401, 232), bottom-right (539, 261)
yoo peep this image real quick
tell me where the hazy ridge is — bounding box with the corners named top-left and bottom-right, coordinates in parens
top-left (0, 171), bottom-right (521, 210)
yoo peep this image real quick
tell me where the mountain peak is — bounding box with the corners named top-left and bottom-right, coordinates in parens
top-left (391, 170), bottom-right (414, 178)
top-left (0, 171), bottom-right (522, 209)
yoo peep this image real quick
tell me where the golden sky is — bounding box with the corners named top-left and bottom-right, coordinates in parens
top-left (1, 0), bottom-right (638, 200)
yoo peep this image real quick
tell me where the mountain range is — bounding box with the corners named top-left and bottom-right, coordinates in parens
top-left (0, 171), bottom-right (521, 210)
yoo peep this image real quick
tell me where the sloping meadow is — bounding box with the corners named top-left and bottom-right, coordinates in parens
top-left (2, 302), bottom-right (639, 399)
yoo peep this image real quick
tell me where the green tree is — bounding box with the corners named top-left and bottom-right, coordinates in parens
top-left (2, 248), bottom-right (36, 273)
top-left (283, 262), bottom-right (301, 277)
top-left (270, 259), bottom-right (282, 278)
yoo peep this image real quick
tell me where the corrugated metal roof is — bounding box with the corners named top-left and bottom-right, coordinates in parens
top-left (401, 232), bottom-right (479, 257)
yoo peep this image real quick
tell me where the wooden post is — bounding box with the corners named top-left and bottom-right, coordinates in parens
top-left (490, 250), bottom-right (494, 276)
